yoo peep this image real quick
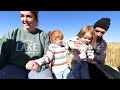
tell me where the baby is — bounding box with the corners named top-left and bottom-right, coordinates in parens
top-left (66, 36), bottom-right (94, 62)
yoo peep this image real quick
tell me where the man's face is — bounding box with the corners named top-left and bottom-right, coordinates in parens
top-left (94, 27), bottom-right (106, 40)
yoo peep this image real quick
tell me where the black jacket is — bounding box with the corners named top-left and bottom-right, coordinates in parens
top-left (94, 37), bottom-right (107, 64)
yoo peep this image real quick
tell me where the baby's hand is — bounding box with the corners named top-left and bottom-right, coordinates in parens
top-left (87, 50), bottom-right (94, 60)
top-left (79, 52), bottom-right (86, 59)
top-left (35, 58), bottom-right (45, 66)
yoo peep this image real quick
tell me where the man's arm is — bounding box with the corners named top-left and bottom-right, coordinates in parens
top-left (94, 42), bottom-right (107, 64)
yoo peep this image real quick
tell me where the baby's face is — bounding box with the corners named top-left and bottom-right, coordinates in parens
top-left (55, 38), bottom-right (63, 46)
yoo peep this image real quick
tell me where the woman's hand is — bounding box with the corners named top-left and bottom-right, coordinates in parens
top-left (25, 60), bottom-right (40, 71)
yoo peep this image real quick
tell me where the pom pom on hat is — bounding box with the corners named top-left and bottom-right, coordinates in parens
top-left (94, 18), bottom-right (111, 31)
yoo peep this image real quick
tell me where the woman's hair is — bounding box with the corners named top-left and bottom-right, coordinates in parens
top-left (31, 11), bottom-right (39, 22)
top-left (48, 30), bottom-right (64, 43)
top-left (77, 26), bottom-right (96, 48)
top-left (48, 31), bottom-right (51, 39)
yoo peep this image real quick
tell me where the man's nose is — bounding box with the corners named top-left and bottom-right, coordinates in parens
top-left (97, 32), bottom-right (102, 36)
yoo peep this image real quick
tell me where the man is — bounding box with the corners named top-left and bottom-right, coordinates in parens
top-left (93, 18), bottom-right (110, 64)
top-left (89, 18), bottom-right (120, 79)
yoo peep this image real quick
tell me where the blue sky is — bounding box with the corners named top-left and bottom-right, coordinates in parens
top-left (0, 11), bottom-right (120, 43)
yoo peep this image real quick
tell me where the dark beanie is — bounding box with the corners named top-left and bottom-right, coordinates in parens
top-left (94, 18), bottom-right (111, 31)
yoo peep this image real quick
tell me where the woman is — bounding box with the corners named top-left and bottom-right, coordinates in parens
top-left (0, 11), bottom-right (51, 79)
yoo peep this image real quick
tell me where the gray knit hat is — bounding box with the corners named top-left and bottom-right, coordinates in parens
top-left (94, 18), bottom-right (111, 31)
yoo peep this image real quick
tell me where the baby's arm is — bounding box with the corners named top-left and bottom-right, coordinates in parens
top-left (35, 45), bottom-right (54, 66)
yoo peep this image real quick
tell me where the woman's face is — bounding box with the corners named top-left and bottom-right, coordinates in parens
top-left (20, 11), bottom-right (37, 32)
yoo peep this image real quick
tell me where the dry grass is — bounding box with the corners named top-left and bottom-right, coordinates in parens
top-left (67, 55), bottom-right (72, 68)
top-left (67, 42), bottom-right (120, 68)
top-left (105, 43), bottom-right (120, 68)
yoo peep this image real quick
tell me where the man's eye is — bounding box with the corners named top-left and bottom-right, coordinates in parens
top-left (20, 14), bottom-right (24, 17)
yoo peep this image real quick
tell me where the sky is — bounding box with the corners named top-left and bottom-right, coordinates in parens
top-left (0, 11), bottom-right (120, 43)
